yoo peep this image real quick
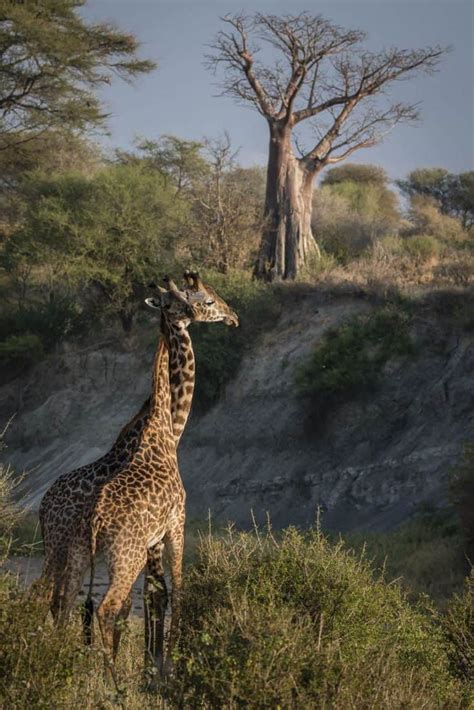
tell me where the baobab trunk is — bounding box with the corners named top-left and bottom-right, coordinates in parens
top-left (255, 125), bottom-right (320, 281)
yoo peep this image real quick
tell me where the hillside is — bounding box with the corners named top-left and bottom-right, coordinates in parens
top-left (2, 286), bottom-right (472, 533)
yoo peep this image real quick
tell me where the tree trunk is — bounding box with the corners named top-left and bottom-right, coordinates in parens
top-left (254, 124), bottom-right (320, 281)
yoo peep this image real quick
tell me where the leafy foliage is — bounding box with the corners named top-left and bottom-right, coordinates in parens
top-left (0, 0), bottom-right (154, 150)
top-left (2, 164), bottom-right (186, 333)
top-left (191, 270), bottom-right (282, 410)
top-left (403, 234), bottom-right (441, 262)
top-left (321, 163), bottom-right (389, 186)
top-left (168, 525), bottom-right (467, 707)
top-left (0, 333), bottom-right (44, 366)
top-left (313, 177), bottom-right (401, 263)
top-left (295, 306), bottom-right (414, 415)
top-left (398, 169), bottom-right (474, 229)
top-left (344, 511), bottom-right (467, 604)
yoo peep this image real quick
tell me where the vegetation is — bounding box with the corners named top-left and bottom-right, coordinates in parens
top-left (314, 164), bottom-right (401, 262)
top-left (295, 305), bottom-right (414, 417)
top-left (398, 168), bottom-right (474, 228)
top-left (1, 454), bottom-right (472, 707)
top-left (344, 510), bottom-right (468, 605)
top-left (168, 526), bottom-right (470, 707)
top-left (0, 4), bottom-right (472, 708)
top-left (0, 0), bottom-right (154, 151)
top-left (208, 13), bottom-right (445, 280)
top-left (190, 270), bottom-right (282, 410)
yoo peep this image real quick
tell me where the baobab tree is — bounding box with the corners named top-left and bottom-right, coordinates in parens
top-left (207, 13), bottom-right (445, 280)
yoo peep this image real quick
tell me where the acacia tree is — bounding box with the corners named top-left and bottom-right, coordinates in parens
top-left (207, 13), bottom-right (445, 280)
top-left (0, 0), bottom-right (154, 151)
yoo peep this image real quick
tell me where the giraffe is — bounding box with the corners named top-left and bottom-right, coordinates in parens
top-left (142, 271), bottom-right (240, 670)
top-left (61, 303), bottom-right (192, 680)
top-left (35, 272), bottom-right (238, 667)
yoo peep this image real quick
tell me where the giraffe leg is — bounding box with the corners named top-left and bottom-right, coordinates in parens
top-left (97, 549), bottom-right (147, 682)
top-left (163, 521), bottom-right (185, 677)
top-left (144, 542), bottom-right (168, 679)
top-left (112, 592), bottom-right (132, 660)
top-left (28, 567), bottom-right (54, 620)
top-left (58, 537), bottom-right (90, 625)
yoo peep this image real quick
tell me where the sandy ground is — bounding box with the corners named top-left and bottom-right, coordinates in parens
top-left (4, 555), bottom-right (150, 617)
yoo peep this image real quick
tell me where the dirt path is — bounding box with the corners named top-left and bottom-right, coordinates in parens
top-left (4, 555), bottom-right (151, 617)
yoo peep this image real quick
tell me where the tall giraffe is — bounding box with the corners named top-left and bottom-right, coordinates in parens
top-left (36, 273), bottom-right (238, 663)
top-left (62, 307), bottom-right (190, 678)
top-left (142, 271), bottom-right (240, 669)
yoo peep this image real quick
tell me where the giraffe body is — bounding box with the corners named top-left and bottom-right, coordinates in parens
top-left (36, 273), bottom-right (238, 674)
top-left (65, 326), bottom-right (182, 675)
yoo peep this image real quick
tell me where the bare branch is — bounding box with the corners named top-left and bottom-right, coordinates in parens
top-left (205, 15), bottom-right (277, 118)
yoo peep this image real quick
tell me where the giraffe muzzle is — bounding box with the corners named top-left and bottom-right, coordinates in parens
top-left (224, 311), bottom-right (239, 327)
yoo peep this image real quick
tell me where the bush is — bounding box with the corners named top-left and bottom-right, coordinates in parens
top-left (169, 526), bottom-right (466, 707)
top-left (408, 195), bottom-right (465, 242)
top-left (0, 586), bottom-right (87, 708)
top-left (0, 296), bottom-right (92, 366)
top-left (0, 433), bottom-right (20, 561)
top-left (344, 511), bottom-right (467, 604)
top-left (313, 187), bottom-right (399, 263)
top-left (295, 306), bottom-right (414, 416)
top-left (0, 333), bottom-right (44, 366)
top-left (403, 234), bottom-right (441, 262)
top-left (441, 579), bottom-right (474, 690)
top-left (191, 270), bottom-right (282, 410)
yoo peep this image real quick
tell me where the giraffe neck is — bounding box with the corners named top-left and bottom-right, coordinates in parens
top-left (164, 318), bottom-right (196, 445)
top-left (146, 323), bottom-right (173, 435)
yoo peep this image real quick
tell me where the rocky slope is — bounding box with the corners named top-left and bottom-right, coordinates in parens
top-left (1, 289), bottom-right (473, 532)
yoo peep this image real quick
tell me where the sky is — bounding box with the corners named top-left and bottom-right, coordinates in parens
top-left (84, 0), bottom-right (473, 181)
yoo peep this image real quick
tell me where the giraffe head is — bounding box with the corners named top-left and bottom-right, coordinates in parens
top-left (144, 278), bottom-right (195, 323)
top-left (182, 270), bottom-right (239, 327)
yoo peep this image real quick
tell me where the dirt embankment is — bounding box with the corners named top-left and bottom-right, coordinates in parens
top-left (2, 288), bottom-right (473, 532)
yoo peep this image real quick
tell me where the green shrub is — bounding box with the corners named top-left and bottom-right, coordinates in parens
top-left (343, 511), bottom-right (467, 604)
top-left (0, 585), bottom-right (86, 708)
top-left (441, 578), bottom-right (474, 691)
top-left (403, 234), bottom-right (441, 262)
top-left (191, 270), bottom-right (282, 410)
top-left (0, 333), bottom-right (44, 366)
top-left (0, 296), bottom-right (92, 370)
top-left (0, 433), bottom-right (20, 561)
top-left (169, 526), bottom-right (466, 708)
top-left (295, 306), bottom-right (414, 416)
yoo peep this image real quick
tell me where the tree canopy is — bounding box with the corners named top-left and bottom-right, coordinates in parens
top-left (398, 168), bottom-right (474, 228)
top-left (0, 0), bottom-right (155, 150)
top-left (321, 164), bottom-right (389, 187)
top-left (207, 12), bottom-right (446, 280)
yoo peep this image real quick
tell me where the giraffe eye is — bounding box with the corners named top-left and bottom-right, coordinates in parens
top-left (206, 300), bottom-right (215, 305)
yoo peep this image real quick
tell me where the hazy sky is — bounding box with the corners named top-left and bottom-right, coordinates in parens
top-left (84, 0), bottom-right (473, 181)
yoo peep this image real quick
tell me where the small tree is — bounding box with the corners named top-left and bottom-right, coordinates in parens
top-left (188, 135), bottom-right (265, 272)
top-left (4, 164), bottom-right (186, 332)
top-left (321, 163), bottom-right (388, 187)
top-left (321, 163), bottom-right (400, 234)
top-left (0, 0), bottom-right (154, 151)
top-left (132, 135), bottom-right (210, 195)
top-left (398, 169), bottom-right (474, 229)
top-left (207, 13), bottom-right (445, 280)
